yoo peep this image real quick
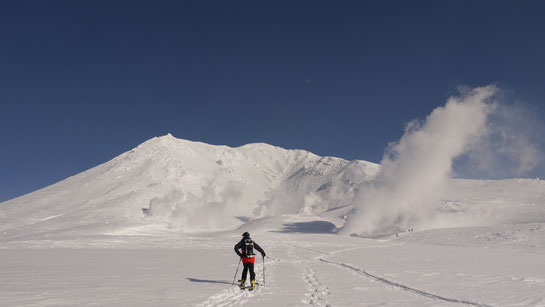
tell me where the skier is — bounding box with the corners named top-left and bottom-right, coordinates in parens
top-left (234, 232), bottom-right (266, 290)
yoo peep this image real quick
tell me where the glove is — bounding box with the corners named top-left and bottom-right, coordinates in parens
top-left (261, 252), bottom-right (266, 257)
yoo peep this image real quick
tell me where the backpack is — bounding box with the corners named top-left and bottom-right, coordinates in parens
top-left (243, 238), bottom-right (255, 257)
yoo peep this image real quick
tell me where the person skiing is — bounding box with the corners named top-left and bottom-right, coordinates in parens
top-left (234, 232), bottom-right (266, 290)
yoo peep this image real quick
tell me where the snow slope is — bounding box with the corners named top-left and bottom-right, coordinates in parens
top-left (1, 134), bottom-right (545, 306)
top-left (0, 134), bottom-right (379, 242)
top-left (1, 224), bottom-right (544, 306)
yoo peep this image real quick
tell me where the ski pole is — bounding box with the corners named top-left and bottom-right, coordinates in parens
top-left (231, 257), bottom-right (242, 286)
top-left (262, 255), bottom-right (265, 287)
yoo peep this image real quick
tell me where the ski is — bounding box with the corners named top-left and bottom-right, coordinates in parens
top-left (238, 283), bottom-right (259, 291)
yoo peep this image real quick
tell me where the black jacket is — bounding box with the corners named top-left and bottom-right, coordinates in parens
top-left (234, 237), bottom-right (266, 258)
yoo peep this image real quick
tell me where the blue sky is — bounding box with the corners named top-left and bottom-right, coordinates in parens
top-left (1, 1), bottom-right (545, 202)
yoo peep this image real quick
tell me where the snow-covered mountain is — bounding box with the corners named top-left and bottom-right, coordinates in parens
top-left (2, 134), bottom-right (545, 244)
top-left (2, 134), bottom-right (545, 306)
top-left (0, 134), bottom-right (379, 241)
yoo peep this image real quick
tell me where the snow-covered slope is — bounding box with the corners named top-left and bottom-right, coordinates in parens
top-left (2, 135), bottom-right (545, 306)
top-left (2, 134), bottom-right (545, 245)
top-left (0, 134), bottom-right (379, 241)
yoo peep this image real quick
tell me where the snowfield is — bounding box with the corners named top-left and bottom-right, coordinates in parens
top-left (1, 226), bottom-right (544, 306)
top-left (1, 135), bottom-right (545, 306)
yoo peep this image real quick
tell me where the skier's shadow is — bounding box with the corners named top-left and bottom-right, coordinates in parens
top-left (186, 277), bottom-right (232, 285)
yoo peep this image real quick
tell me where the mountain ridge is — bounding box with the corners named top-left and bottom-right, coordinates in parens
top-left (2, 134), bottom-right (544, 245)
top-left (0, 134), bottom-right (380, 238)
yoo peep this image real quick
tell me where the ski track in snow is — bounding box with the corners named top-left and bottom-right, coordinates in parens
top-left (196, 254), bottom-right (278, 307)
top-left (196, 286), bottom-right (254, 307)
top-left (195, 269), bottom-right (267, 307)
top-left (287, 242), bottom-right (493, 307)
top-left (287, 245), bottom-right (331, 307)
top-left (300, 261), bottom-right (331, 307)
top-left (319, 258), bottom-right (493, 307)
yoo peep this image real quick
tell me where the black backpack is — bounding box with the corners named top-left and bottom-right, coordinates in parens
top-left (243, 238), bottom-right (255, 257)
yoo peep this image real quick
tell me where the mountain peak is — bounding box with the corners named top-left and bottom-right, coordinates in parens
top-left (0, 135), bottom-right (380, 236)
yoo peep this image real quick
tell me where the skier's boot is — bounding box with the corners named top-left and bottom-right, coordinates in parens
top-left (239, 279), bottom-right (245, 289)
top-left (248, 279), bottom-right (256, 291)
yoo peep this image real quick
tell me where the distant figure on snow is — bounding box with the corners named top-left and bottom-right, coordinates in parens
top-left (234, 232), bottom-right (266, 290)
